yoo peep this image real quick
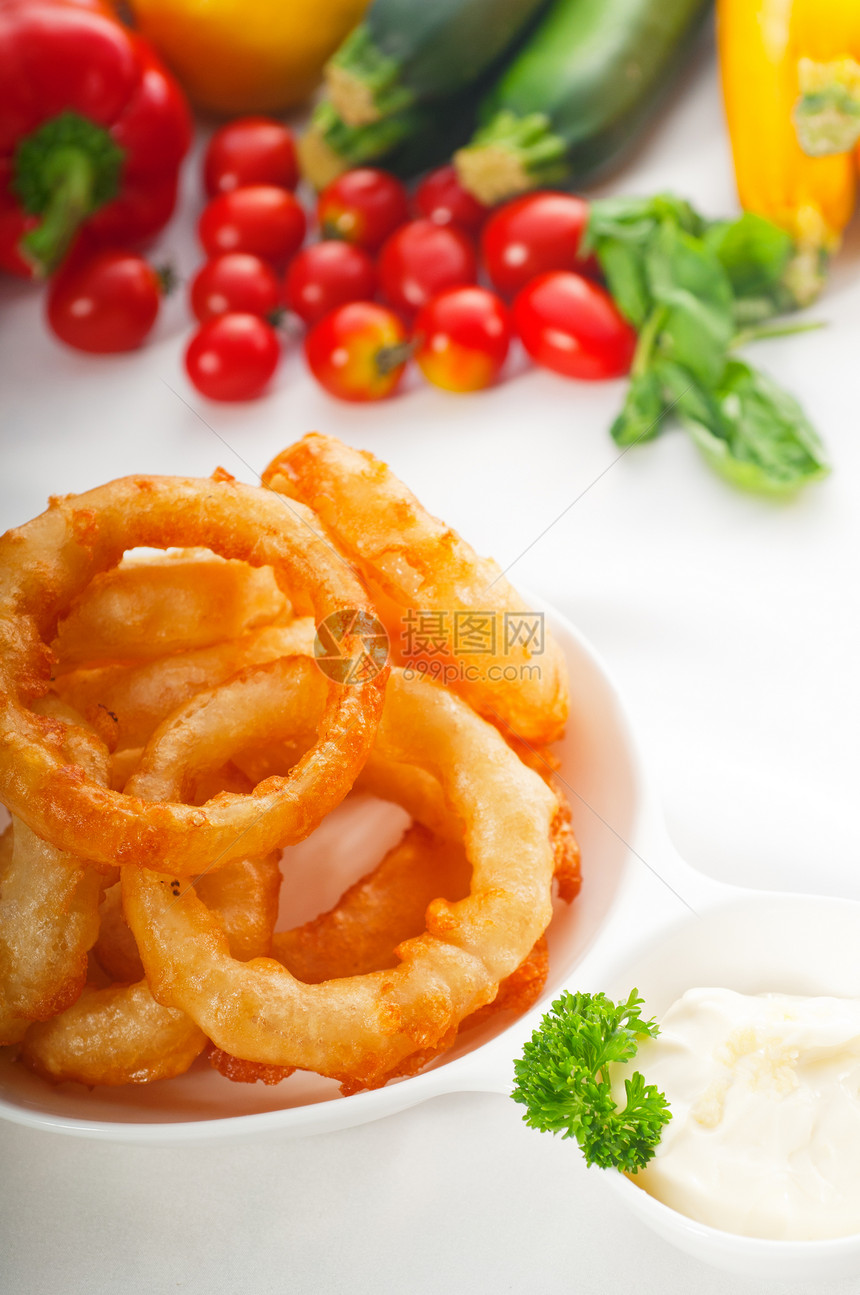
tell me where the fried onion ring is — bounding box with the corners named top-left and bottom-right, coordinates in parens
top-left (0, 475), bottom-right (386, 874)
top-left (53, 549), bottom-right (289, 667)
top-left (124, 666), bottom-right (557, 1090)
top-left (273, 823), bottom-right (472, 983)
top-left (54, 620), bottom-right (316, 750)
top-left (0, 700), bottom-right (114, 1045)
top-left (262, 433), bottom-right (569, 745)
top-left (22, 849), bottom-right (283, 1087)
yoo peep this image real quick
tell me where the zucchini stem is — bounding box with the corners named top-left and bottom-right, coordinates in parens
top-left (454, 111), bottom-right (568, 204)
top-left (326, 24), bottom-right (415, 127)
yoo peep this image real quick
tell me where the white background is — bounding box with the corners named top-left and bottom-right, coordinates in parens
top-left (2, 36), bottom-right (860, 1295)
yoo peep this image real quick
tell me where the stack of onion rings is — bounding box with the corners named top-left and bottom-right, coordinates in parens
top-left (0, 439), bottom-right (580, 1097)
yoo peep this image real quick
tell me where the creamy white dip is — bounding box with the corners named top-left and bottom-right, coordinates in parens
top-left (617, 987), bottom-right (860, 1240)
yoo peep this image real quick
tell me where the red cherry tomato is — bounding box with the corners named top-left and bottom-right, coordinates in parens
top-left (413, 165), bottom-right (490, 235)
top-left (199, 187), bottom-right (306, 266)
top-left (190, 253), bottom-right (281, 323)
top-left (185, 313), bottom-right (280, 401)
top-left (513, 272), bottom-right (636, 380)
top-left (317, 169), bottom-right (410, 252)
top-left (481, 192), bottom-right (593, 297)
top-left (414, 287), bottom-right (511, 393)
top-left (203, 117), bottom-right (299, 197)
top-left (284, 240), bottom-right (377, 326)
top-left (304, 301), bottom-right (409, 402)
top-left (47, 250), bottom-right (161, 353)
top-left (378, 219), bottom-right (477, 317)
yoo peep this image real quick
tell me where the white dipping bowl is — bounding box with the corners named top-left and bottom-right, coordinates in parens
top-left (600, 893), bottom-right (860, 1282)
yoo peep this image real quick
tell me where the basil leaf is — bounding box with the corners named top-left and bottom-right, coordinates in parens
top-left (646, 223), bottom-right (735, 386)
top-left (586, 193), bottom-right (702, 244)
top-left (705, 213), bottom-right (796, 323)
top-left (587, 194), bottom-right (705, 327)
top-left (681, 359), bottom-right (830, 495)
top-left (653, 359), bottom-right (720, 427)
top-left (610, 370), bottom-right (666, 446)
top-left (593, 238), bottom-right (653, 327)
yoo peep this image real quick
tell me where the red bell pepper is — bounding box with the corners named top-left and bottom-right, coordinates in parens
top-left (0, 0), bottom-right (191, 277)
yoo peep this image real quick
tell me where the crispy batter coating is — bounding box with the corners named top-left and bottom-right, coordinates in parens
top-left (22, 852), bottom-right (282, 1087)
top-left (124, 668), bottom-right (558, 1090)
top-left (0, 475), bottom-right (386, 875)
top-left (263, 434), bottom-right (569, 746)
top-left (0, 700), bottom-right (114, 1045)
top-left (2, 438), bottom-right (580, 1101)
top-left (55, 620), bottom-right (316, 750)
top-left (53, 550), bottom-right (289, 668)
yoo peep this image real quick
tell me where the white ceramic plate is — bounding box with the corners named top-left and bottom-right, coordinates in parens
top-left (0, 602), bottom-right (639, 1142)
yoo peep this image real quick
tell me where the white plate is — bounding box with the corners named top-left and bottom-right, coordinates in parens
top-left (0, 601), bottom-right (638, 1142)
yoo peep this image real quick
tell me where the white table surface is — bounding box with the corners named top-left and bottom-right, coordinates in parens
top-left (3, 39), bottom-right (860, 1295)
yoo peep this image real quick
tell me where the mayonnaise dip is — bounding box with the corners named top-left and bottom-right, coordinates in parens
top-left (615, 987), bottom-right (860, 1240)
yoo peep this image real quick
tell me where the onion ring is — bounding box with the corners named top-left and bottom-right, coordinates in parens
top-left (53, 549), bottom-right (289, 667)
top-left (21, 856), bottom-right (281, 1087)
top-left (262, 433), bottom-right (569, 745)
top-left (54, 620), bottom-right (316, 750)
top-left (0, 700), bottom-right (114, 1046)
top-left (0, 474), bottom-right (386, 874)
top-left (123, 666), bottom-right (558, 1090)
top-left (272, 823), bottom-right (472, 983)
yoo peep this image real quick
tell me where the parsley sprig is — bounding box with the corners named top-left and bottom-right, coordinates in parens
top-left (511, 989), bottom-right (671, 1174)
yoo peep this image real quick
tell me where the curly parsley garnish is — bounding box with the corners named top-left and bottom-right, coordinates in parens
top-left (511, 989), bottom-right (672, 1173)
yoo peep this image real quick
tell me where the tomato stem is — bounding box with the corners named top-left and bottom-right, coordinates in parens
top-left (376, 339), bottom-right (414, 375)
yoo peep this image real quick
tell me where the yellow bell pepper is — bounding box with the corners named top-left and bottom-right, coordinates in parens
top-left (129, 0), bottom-right (371, 115)
top-left (717, 0), bottom-right (856, 299)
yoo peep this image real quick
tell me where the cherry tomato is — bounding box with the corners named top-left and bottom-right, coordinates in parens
top-left (305, 302), bottom-right (409, 402)
top-left (203, 118), bottom-right (299, 197)
top-left (378, 219), bottom-right (477, 317)
top-left (284, 240), bottom-right (377, 327)
top-left (317, 169), bottom-right (410, 252)
top-left (185, 313), bottom-right (280, 401)
top-left (413, 165), bottom-right (490, 235)
top-left (513, 272), bottom-right (636, 380)
top-left (47, 250), bottom-right (161, 353)
top-left (481, 192), bottom-right (594, 297)
top-left (190, 253), bottom-right (281, 323)
top-left (414, 287), bottom-right (511, 393)
top-left (199, 187), bottom-right (306, 266)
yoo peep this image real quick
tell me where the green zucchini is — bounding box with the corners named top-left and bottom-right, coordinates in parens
top-left (326, 0), bottom-right (549, 127)
top-left (455, 0), bottom-right (712, 204)
top-left (299, 93), bottom-right (481, 190)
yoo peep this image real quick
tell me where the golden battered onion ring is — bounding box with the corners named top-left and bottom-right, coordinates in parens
top-left (21, 981), bottom-right (209, 1087)
top-left (273, 823), bottom-right (472, 983)
top-left (124, 666), bottom-right (557, 1090)
top-left (53, 549), bottom-right (289, 667)
top-left (0, 700), bottom-right (114, 1045)
top-left (54, 620), bottom-right (316, 750)
top-left (22, 849), bottom-right (283, 1087)
top-left (262, 433), bottom-right (569, 745)
top-left (0, 474), bottom-right (387, 874)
